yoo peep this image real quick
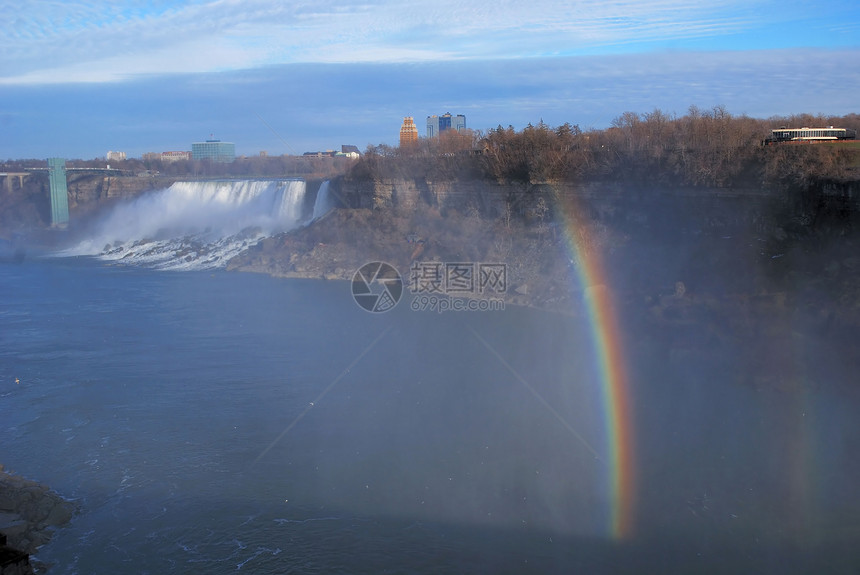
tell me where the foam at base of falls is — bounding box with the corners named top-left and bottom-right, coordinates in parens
top-left (62, 179), bottom-right (308, 270)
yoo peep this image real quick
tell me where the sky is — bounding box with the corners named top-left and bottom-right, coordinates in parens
top-left (1, 0), bottom-right (859, 160)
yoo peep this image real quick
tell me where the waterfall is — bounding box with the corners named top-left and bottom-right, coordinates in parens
top-left (62, 180), bottom-right (308, 270)
top-left (275, 180), bottom-right (307, 224)
top-left (311, 180), bottom-right (333, 220)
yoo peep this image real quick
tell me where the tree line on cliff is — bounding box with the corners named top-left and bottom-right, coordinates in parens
top-left (356, 106), bottom-right (860, 190)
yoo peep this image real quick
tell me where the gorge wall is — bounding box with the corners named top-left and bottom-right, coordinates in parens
top-left (329, 175), bottom-right (860, 238)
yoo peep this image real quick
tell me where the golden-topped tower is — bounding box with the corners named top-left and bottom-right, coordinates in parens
top-left (399, 117), bottom-right (419, 148)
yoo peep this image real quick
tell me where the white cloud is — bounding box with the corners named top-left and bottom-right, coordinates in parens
top-left (2, 0), bottom-right (854, 84)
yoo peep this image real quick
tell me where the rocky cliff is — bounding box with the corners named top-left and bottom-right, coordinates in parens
top-left (0, 466), bottom-right (76, 573)
top-left (229, 175), bottom-right (858, 299)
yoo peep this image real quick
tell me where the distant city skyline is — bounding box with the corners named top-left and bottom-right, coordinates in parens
top-left (426, 113), bottom-right (466, 139)
top-left (1, 1), bottom-right (858, 159)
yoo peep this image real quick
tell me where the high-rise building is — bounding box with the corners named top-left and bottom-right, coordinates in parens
top-left (192, 139), bottom-right (235, 162)
top-left (426, 113), bottom-right (466, 138)
top-left (399, 117), bottom-right (419, 147)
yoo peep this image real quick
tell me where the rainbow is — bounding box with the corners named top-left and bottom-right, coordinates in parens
top-left (558, 195), bottom-right (636, 540)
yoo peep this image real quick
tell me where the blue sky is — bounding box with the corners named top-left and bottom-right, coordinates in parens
top-left (1, 0), bottom-right (858, 159)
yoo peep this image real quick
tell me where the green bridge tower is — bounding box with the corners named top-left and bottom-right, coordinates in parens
top-left (47, 157), bottom-right (69, 227)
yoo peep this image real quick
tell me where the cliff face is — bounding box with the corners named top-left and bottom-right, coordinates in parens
top-left (0, 174), bottom-right (173, 235)
top-left (328, 175), bottom-right (852, 236)
top-left (332, 176), bottom-right (544, 218)
top-left (232, 173), bottom-right (860, 316)
top-left (66, 175), bottom-right (175, 219)
top-left (334, 177), bottom-right (514, 217)
top-left (233, 177), bottom-right (742, 295)
top-left (67, 175), bottom-right (170, 205)
top-left (231, 177), bottom-right (575, 307)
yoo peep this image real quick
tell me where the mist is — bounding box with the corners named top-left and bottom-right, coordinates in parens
top-left (60, 180), bottom-right (314, 269)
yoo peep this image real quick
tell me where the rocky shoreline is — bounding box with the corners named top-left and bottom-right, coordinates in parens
top-left (0, 467), bottom-right (76, 574)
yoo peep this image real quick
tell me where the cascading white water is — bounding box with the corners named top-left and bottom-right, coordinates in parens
top-left (274, 180), bottom-right (307, 224)
top-left (63, 180), bottom-right (308, 270)
top-left (311, 180), bottom-right (333, 220)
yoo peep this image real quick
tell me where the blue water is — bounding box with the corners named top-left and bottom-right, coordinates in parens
top-left (2, 257), bottom-right (859, 574)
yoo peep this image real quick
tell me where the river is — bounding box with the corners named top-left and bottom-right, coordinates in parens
top-left (1, 256), bottom-right (859, 574)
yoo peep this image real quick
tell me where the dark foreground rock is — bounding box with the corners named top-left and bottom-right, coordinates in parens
top-left (0, 533), bottom-right (32, 575)
top-left (0, 467), bottom-right (76, 573)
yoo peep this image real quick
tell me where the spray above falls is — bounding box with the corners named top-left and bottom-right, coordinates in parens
top-left (64, 180), bottom-right (311, 270)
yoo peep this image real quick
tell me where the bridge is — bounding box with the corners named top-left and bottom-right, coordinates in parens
top-left (0, 172), bottom-right (30, 190)
top-left (0, 159), bottom-right (127, 227)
